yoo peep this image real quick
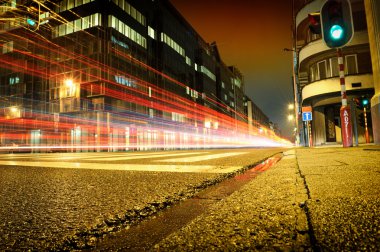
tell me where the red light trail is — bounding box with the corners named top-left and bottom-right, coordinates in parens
top-left (0, 27), bottom-right (291, 153)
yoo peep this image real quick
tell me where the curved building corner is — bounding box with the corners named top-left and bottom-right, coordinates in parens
top-left (294, 0), bottom-right (374, 146)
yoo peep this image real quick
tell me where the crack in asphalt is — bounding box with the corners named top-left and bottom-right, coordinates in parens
top-left (295, 153), bottom-right (321, 252)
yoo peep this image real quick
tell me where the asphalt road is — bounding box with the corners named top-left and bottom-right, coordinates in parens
top-left (0, 148), bottom-right (284, 251)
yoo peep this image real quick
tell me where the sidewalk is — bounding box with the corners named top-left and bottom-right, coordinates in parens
top-left (155, 147), bottom-right (380, 251)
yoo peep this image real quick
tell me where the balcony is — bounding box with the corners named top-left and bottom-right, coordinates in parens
top-left (302, 73), bottom-right (373, 100)
top-left (299, 31), bottom-right (369, 64)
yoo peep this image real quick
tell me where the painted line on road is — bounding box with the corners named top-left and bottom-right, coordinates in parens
top-left (0, 160), bottom-right (241, 173)
top-left (33, 152), bottom-right (175, 160)
top-left (84, 152), bottom-right (208, 161)
top-left (156, 152), bottom-right (248, 163)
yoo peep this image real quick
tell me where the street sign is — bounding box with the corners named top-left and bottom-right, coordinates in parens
top-left (302, 106), bottom-right (312, 113)
top-left (302, 112), bottom-right (312, 121)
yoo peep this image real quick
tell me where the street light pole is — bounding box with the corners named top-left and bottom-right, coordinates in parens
top-left (291, 0), bottom-right (301, 146)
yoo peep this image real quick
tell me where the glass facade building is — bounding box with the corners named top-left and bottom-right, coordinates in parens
top-left (0, 0), bottom-right (282, 151)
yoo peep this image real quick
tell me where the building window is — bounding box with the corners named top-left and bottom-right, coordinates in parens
top-left (310, 63), bottom-right (318, 82)
top-left (185, 56), bottom-right (191, 66)
top-left (221, 82), bottom-right (225, 89)
top-left (317, 60), bottom-right (327, 80)
top-left (233, 77), bottom-right (242, 88)
top-left (200, 65), bottom-right (216, 81)
top-left (345, 55), bottom-right (358, 75)
top-left (148, 26), bottom-right (155, 39)
top-left (108, 16), bottom-right (147, 49)
top-left (172, 112), bottom-right (184, 122)
top-left (55, 0), bottom-right (95, 13)
top-left (9, 76), bottom-right (20, 85)
top-left (2, 41), bottom-right (13, 54)
top-left (53, 13), bottom-right (101, 38)
top-left (112, 0), bottom-right (146, 26)
top-left (329, 57), bottom-right (339, 77)
top-left (160, 32), bottom-right (186, 57)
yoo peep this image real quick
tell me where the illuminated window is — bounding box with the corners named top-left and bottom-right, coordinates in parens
top-left (200, 66), bottom-right (216, 81)
top-left (221, 82), bottom-right (225, 89)
top-left (233, 78), bottom-right (241, 88)
top-left (185, 56), bottom-right (191, 66)
top-left (148, 26), bottom-right (155, 39)
top-left (73, 19), bottom-right (81, 32)
top-left (2, 41), bottom-right (13, 54)
top-left (112, 0), bottom-right (146, 26)
top-left (55, 0), bottom-right (95, 12)
top-left (9, 76), bottom-right (20, 85)
top-left (172, 112), bottom-right (185, 122)
top-left (53, 13), bottom-right (101, 38)
top-left (108, 16), bottom-right (147, 49)
top-left (160, 32), bottom-right (186, 58)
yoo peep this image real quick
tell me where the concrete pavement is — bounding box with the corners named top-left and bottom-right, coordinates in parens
top-left (155, 146), bottom-right (380, 251)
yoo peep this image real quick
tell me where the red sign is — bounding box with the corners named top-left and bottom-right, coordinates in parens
top-left (302, 106), bottom-right (312, 113)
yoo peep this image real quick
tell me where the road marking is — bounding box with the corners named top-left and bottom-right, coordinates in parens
top-left (84, 152), bottom-right (207, 161)
top-left (0, 160), bottom-right (241, 173)
top-left (31, 152), bottom-right (171, 160)
top-left (157, 152), bottom-right (247, 162)
top-left (282, 150), bottom-right (296, 159)
top-left (0, 152), bottom-right (207, 161)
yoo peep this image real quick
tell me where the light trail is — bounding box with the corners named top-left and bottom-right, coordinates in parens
top-left (0, 15), bottom-right (292, 152)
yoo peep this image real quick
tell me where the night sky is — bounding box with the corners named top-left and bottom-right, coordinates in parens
top-left (170, 0), bottom-right (294, 138)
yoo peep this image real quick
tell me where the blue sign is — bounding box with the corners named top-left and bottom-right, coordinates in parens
top-left (302, 112), bottom-right (312, 121)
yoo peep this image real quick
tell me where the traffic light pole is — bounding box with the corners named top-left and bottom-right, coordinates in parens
top-left (337, 48), bottom-right (353, 147)
top-left (363, 107), bottom-right (370, 143)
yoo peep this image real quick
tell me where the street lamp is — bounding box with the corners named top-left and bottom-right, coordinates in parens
top-left (64, 79), bottom-right (74, 87)
top-left (288, 114), bottom-right (294, 121)
top-left (63, 78), bottom-right (76, 97)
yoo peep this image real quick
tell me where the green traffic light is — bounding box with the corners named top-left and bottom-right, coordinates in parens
top-left (26, 18), bottom-right (36, 26)
top-left (362, 99), bottom-right (369, 106)
top-left (330, 24), bottom-right (344, 40)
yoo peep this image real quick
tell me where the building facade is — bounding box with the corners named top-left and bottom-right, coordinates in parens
top-left (0, 0), bottom-right (279, 151)
top-left (294, 0), bottom-right (374, 146)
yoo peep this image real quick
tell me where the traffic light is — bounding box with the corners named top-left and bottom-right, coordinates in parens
top-left (354, 97), bottom-right (371, 110)
top-left (25, 16), bottom-right (38, 29)
top-left (320, 0), bottom-right (354, 48)
top-left (26, 18), bottom-right (36, 26)
top-left (308, 13), bottom-right (321, 34)
top-left (361, 97), bottom-right (369, 108)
